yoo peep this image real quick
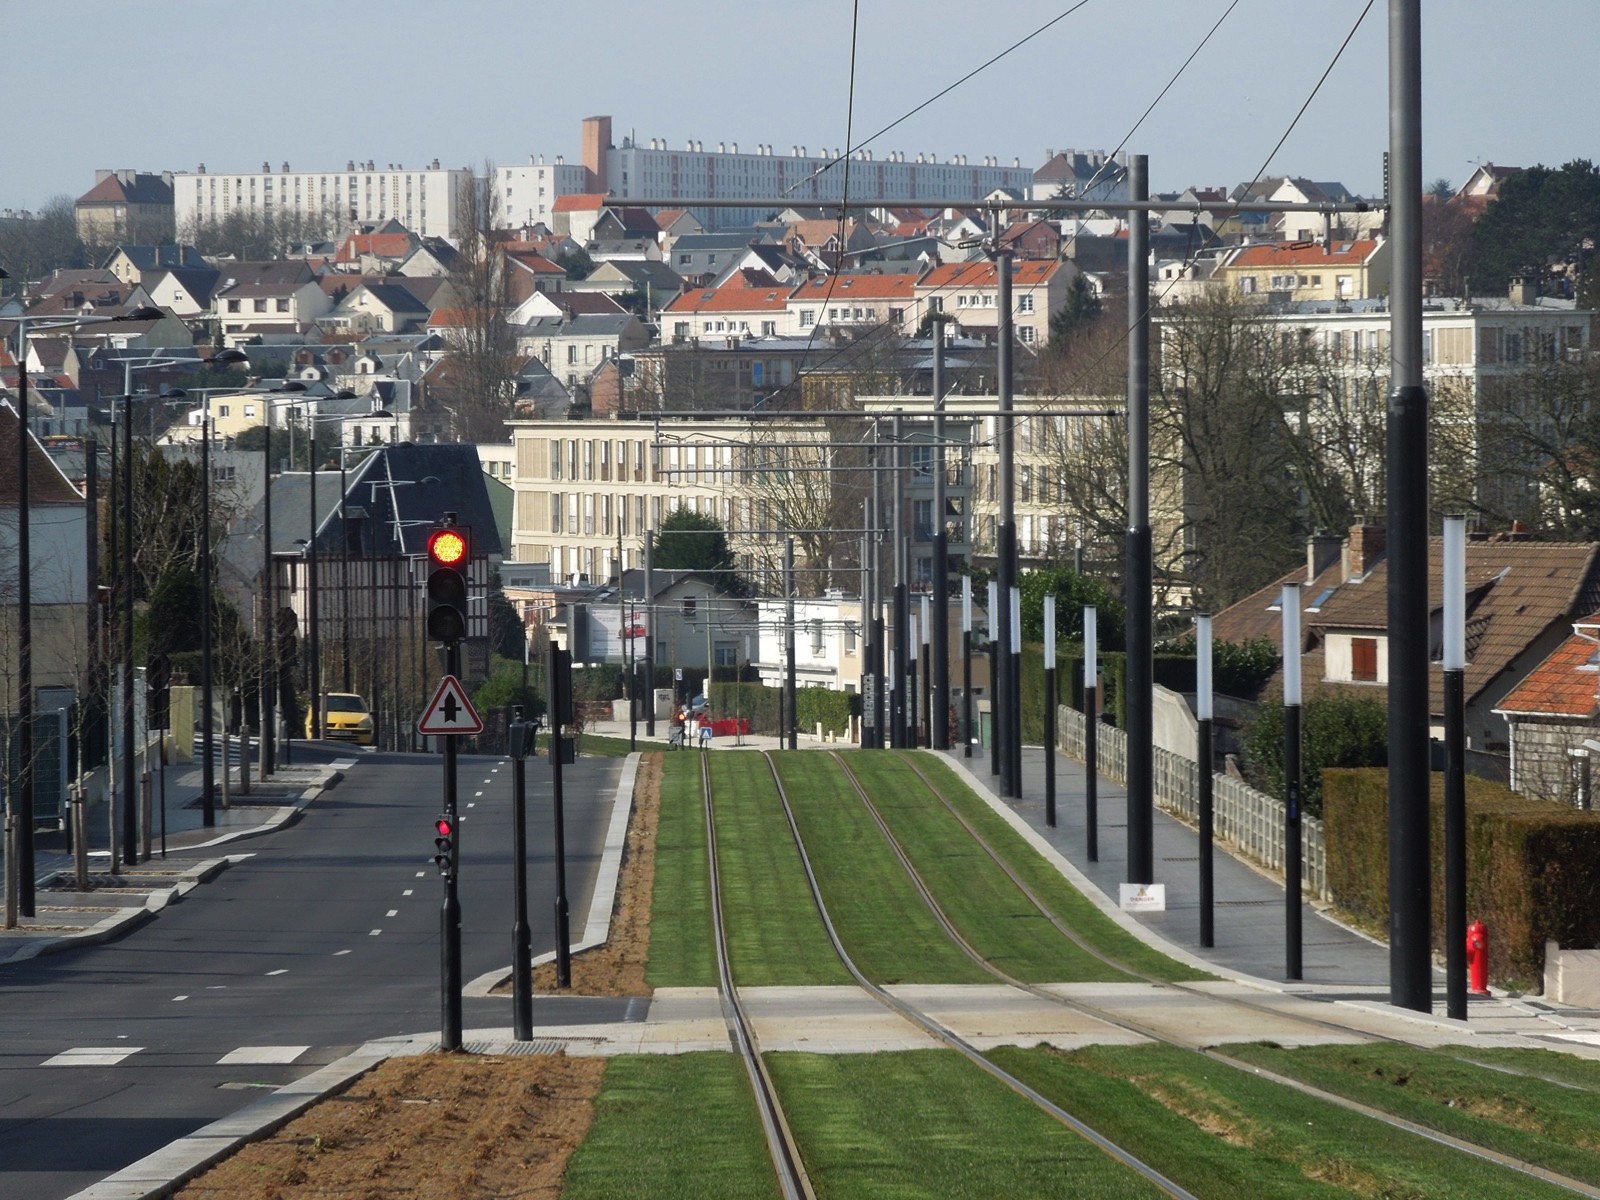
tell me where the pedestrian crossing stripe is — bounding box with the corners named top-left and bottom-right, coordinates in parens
top-left (218, 1046), bottom-right (308, 1065)
top-left (44, 1047), bottom-right (144, 1066)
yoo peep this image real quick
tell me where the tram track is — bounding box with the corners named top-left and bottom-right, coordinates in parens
top-left (718, 751), bottom-right (1200, 1198)
top-left (829, 748), bottom-right (1600, 1199)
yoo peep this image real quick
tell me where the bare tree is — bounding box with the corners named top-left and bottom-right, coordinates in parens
top-left (440, 164), bottom-right (519, 442)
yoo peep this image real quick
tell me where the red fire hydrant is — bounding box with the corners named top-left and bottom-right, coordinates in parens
top-left (1466, 920), bottom-right (1490, 994)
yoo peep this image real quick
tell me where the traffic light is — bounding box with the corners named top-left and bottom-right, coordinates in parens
top-left (433, 815), bottom-right (455, 877)
top-left (426, 525), bottom-right (470, 644)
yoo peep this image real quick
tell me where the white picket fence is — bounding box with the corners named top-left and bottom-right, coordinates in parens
top-left (1058, 705), bottom-right (1328, 902)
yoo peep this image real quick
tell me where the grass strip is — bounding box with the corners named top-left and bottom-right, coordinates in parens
top-left (576, 733), bottom-right (638, 758)
top-left (1223, 1041), bottom-right (1600, 1186)
top-left (770, 754), bottom-right (993, 984)
top-left (767, 1049), bottom-right (1169, 1199)
top-left (1441, 1044), bottom-right (1600, 1092)
top-left (843, 753), bottom-right (1136, 984)
top-left (909, 752), bottom-right (1214, 982)
top-left (645, 753), bottom-right (715, 988)
top-left (563, 1053), bottom-right (781, 1200)
top-left (707, 753), bottom-right (852, 986)
top-left (993, 1043), bottom-right (1582, 1200)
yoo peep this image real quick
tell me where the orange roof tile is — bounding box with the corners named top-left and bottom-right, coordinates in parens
top-left (552, 193), bottom-right (609, 213)
top-left (1496, 616), bottom-right (1600, 718)
top-left (1228, 239), bottom-right (1381, 268)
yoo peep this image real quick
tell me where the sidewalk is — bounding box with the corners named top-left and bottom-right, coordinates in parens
top-left (2, 740), bottom-right (346, 964)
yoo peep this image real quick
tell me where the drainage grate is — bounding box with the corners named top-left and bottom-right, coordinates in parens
top-left (463, 1039), bottom-right (565, 1057)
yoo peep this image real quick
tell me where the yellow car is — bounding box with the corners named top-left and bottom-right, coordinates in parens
top-left (308, 692), bottom-right (375, 745)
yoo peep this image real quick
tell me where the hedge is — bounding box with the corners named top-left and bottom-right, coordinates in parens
top-left (707, 682), bottom-right (858, 737)
top-left (1324, 767), bottom-right (1600, 989)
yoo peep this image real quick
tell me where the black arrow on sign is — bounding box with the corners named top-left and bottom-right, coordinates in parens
top-left (442, 691), bottom-right (462, 724)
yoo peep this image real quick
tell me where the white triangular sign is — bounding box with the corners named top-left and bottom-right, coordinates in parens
top-left (417, 675), bottom-right (483, 735)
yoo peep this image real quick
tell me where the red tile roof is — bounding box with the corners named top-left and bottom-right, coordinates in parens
top-left (1496, 617), bottom-right (1600, 718)
top-left (917, 259), bottom-right (1060, 289)
top-left (552, 193), bottom-right (609, 213)
top-left (789, 275), bottom-right (917, 302)
top-left (1227, 238), bottom-right (1381, 268)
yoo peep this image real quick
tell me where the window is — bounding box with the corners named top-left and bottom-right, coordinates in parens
top-left (1238, 276), bottom-right (1257, 295)
top-left (217, 404), bottom-right (231, 418)
top-left (1270, 274), bottom-right (1296, 290)
top-left (1019, 326), bottom-right (1036, 344)
top-left (551, 493), bottom-right (563, 533)
top-left (276, 298), bottom-right (290, 312)
top-left (682, 597), bottom-right (697, 621)
top-left (913, 499), bottom-right (933, 541)
top-left (1017, 294), bottom-right (1034, 313)
top-left (1351, 637), bottom-right (1379, 682)
top-left (227, 299), bottom-right (242, 313)
top-left (911, 445), bottom-right (933, 477)
top-left (714, 643), bottom-right (737, 667)
top-left (811, 620), bottom-right (825, 656)
top-left (799, 309), bottom-right (815, 327)
top-left (254, 299), bottom-right (268, 312)
top-left (567, 344), bottom-right (578, 364)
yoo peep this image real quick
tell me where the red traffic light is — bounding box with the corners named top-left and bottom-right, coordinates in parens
top-left (436, 816), bottom-right (454, 837)
top-left (429, 529), bottom-right (468, 566)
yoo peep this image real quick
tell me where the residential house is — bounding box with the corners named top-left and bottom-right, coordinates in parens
top-left (515, 312), bottom-right (651, 390)
top-left (1031, 149), bottom-right (1129, 204)
top-left (141, 266), bottom-right (222, 321)
top-left (752, 594), bottom-right (867, 693)
top-left (915, 258), bottom-right (1075, 347)
top-left (508, 288), bottom-right (625, 327)
top-left (1216, 237), bottom-right (1391, 304)
top-left (504, 252), bottom-right (569, 304)
top-left (213, 261), bottom-right (331, 346)
top-left (325, 282), bottom-right (433, 335)
top-left (0, 404), bottom-right (89, 703)
top-left (667, 229), bottom-right (779, 284)
top-left (1211, 525), bottom-right (1600, 754)
top-left (75, 170), bottom-right (175, 244)
top-left (102, 244), bottom-right (209, 285)
top-left (1494, 620), bottom-right (1600, 804)
top-left (788, 273), bottom-right (921, 338)
top-left (566, 259), bottom-right (684, 313)
top-left (663, 272), bottom-right (796, 341)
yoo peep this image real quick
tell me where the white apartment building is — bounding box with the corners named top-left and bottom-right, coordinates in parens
top-left (753, 594), bottom-right (866, 693)
top-left (173, 159), bottom-right (475, 241)
top-left (578, 116), bottom-right (1034, 231)
top-left (496, 157), bottom-right (592, 230)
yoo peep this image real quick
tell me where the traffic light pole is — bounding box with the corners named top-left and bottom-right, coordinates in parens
top-left (440, 639), bottom-right (462, 1052)
top-left (549, 642), bottom-right (573, 989)
top-left (510, 706), bottom-right (533, 1041)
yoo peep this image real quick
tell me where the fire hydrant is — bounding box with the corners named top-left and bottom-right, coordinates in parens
top-left (1466, 920), bottom-right (1490, 994)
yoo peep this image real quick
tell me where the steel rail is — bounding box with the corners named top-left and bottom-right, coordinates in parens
top-left (759, 751), bottom-right (1199, 1199)
top-left (873, 750), bottom-right (1600, 1199)
top-left (699, 753), bottom-right (815, 1200)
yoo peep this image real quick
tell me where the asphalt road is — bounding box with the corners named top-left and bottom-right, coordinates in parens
top-left (0, 746), bottom-right (631, 1200)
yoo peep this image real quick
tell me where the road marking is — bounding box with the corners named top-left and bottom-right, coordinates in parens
top-left (369, 929), bottom-right (382, 936)
top-left (402, 889), bottom-right (413, 897)
top-left (206, 986), bottom-right (226, 990)
top-left (173, 995), bottom-right (188, 1002)
top-left (386, 909), bottom-right (398, 917)
top-left (415, 871), bottom-right (425, 878)
top-left (219, 1046), bottom-right (308, 1065)
top-left (467, 802), bottom-right (475, 808)
top-left (333, 949), bottom-right (352, 956)
top-left (475, 790), bottom-right (484, 797)
top-left (45, 1047), bottom-right (143, 1067)
top-left (266, 969), bottom-right (288, 976)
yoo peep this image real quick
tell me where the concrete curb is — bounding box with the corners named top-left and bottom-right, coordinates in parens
top-left (464, 752), bottom-right (639, 998)
top-left (63, 1045), bottom-right (395, 1200)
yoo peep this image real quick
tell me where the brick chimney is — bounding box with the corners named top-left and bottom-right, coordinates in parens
top-left (1344, 524), bottom-right (1387, 580)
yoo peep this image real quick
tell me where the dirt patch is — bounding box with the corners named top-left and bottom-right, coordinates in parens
top-left (175, 752), bottom-right (664, 1199)
top-left (530, 750), bottom-right (659, 997)
top-left (174, 1052), bottom-right (605, 1200)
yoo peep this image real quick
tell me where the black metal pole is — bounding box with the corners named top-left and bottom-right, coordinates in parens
top-left (1044, 659), bottom-right (1057, 827)
top-left (1124, 153), bottom-right (1154, 885)
top-left (511, 706), bottom-right (533, 1041)
top-left (643, 533), bottom-right (655, 738)
top-left (1198, 716), bottom-right (1215, 947)
top-left (1085, 679), bottom-right (1099, 863)
top-left (1445, 667), bottom-right (1466, 1019)
top-left (122, 393), bottom-right (138, 860)
top-left (201, 415), bottom-right (215, 826)
top-left (440, 639), bottom-right (462, 1051)
top-left (550, 643), bottom-right (572, 988)
top-left (785, 538), bottom-right (797, 750)
top-left (1285, 699), bottom-right (1303, 981)
top-left (16, 345), bottom-right (36, 911)
top-left (988, 626), bottom-right (1000, 779)
top-left (962, 628), bottom-right (973, 758)
top-left (995, 248), bottom-right (1017, 799)
top-left (1388, 0), bottom-right (1433, 1014)
top-left (340, 454), bottom-right (351, 692)
top-left (308, 417), bottom-right (322, 741)
top-left (1009, 584), bottom-right (1023, 796)
top-left (262, 414), bottom-right (275, 776)
top-left (931, 326), bottom-right (951, 750)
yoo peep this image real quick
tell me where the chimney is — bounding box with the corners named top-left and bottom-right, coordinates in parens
top-left (1509, 273), bottom-right (1538, 305)
top-left (1344, 523), bottom-right (1387, 580)
top-left (1306, 530), bottom-right (1341, 582)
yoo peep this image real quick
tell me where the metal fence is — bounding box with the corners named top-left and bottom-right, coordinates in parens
top-left (1058, 705), bottom-right (1328, 901)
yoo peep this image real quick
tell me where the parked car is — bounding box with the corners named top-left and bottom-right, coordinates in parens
top-left (308, 692), bottom-right (375, 745)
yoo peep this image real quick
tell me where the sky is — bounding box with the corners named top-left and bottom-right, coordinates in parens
top-left (5, 0), bottom-right (1597, 215)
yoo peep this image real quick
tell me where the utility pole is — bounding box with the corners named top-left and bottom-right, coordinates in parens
top-left (785, 538), bottom-right (797, 749)
top-left (1387, 0), bottom-right (1432, 1014)
top-left (643, 532), bottom-right (655, 737)
top-left (995, 247), bottom-right (1017, 798)
top-left (1124, 154), bottom-right (1154, 884)
top-left (931, 322), bottom-right (951, 749)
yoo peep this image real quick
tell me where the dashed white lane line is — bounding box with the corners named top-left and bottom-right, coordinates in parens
top-left (386, 909), bottom-right (398, 917)
top-left (45, 1047), bottom-right (143, 1067)
top-left (369, 929), bottom-right (382, 936)
top-left (474, 790), bottom-right (484, 797)
top-left (266, 969), bottom-right (288, 976)
top-left (219, 1046), bottom-right (308, 1065)
top-left (173, 995), bottom-right (188, 1002)
top-left (415, 871), bottom-right (425, 878)
top-left (333, 950), bottom-right (352, 956)
top-left (402, 889), bottom-right (413, 896)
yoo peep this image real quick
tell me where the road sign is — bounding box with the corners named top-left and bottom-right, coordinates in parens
top-left (417, 675), bottom-right (484, 735)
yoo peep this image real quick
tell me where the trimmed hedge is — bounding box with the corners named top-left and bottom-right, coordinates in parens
top-left (707, 682), bottom-right (858, 737)
top-left (1023, 647), bottom-right (1126, 742)
top-left (1325, 767), bottom-right (1600, 989)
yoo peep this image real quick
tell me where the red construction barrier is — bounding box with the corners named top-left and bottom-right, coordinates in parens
top-left (711, 718), bottom-right (749, 737)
